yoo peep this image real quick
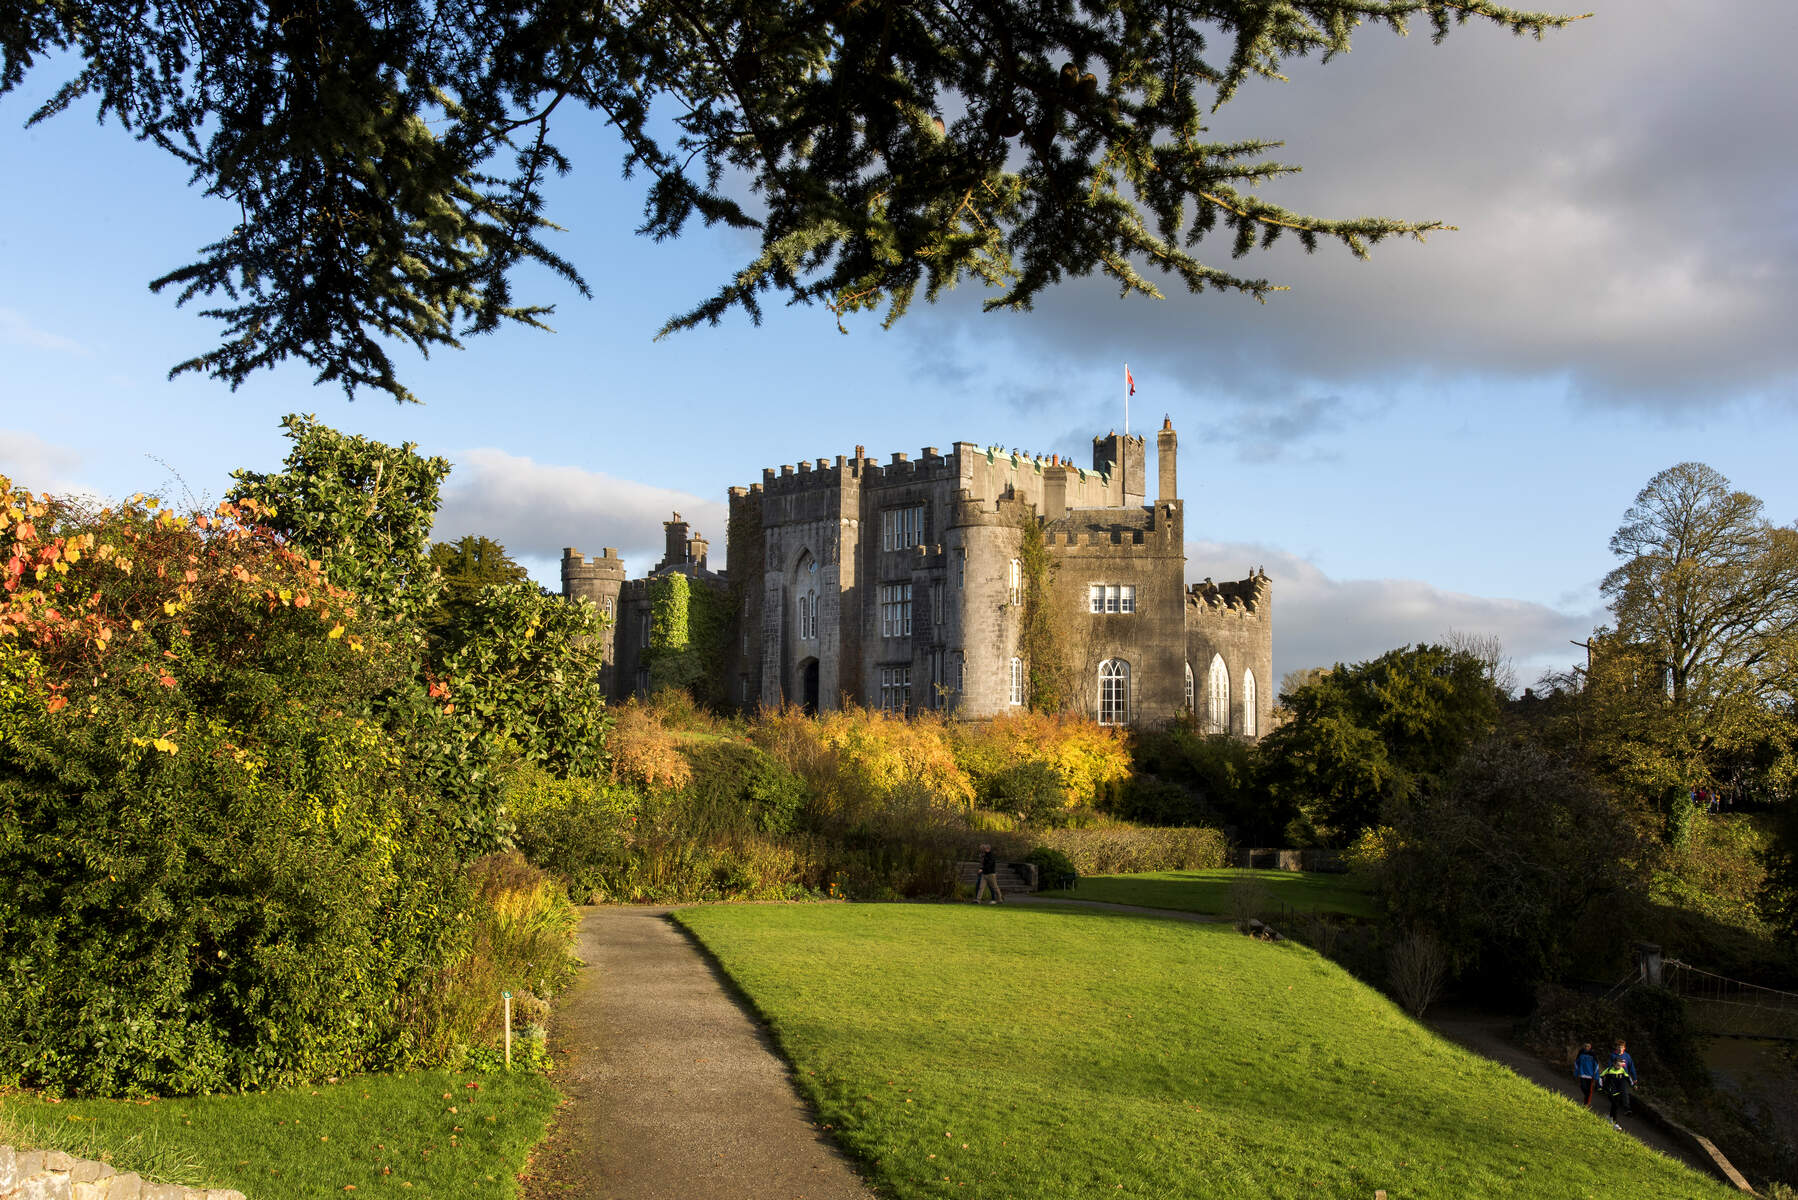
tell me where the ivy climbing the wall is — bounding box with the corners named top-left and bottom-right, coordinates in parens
top-left (1018, 516), bottom-right (1073, 712)
top-left (646, 573), bottom-right (730, 707)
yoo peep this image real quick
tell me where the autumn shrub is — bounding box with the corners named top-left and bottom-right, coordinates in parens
top-left (1029, 823), bottom-right (1230, 874)
top-left (810, 706), bottom-right (974, 813)
top-left (950, 711), bottom-right (1131, 812)
top-left (0, 486), bottom-right (469, 1095)
top-left (400, 853), bottom-right (577, 1066)
top-left (609, 698), bottom-right (693, 792)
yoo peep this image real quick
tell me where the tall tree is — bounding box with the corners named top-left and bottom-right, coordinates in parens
top-left (4, 0), bottom-right (1578, 401)
top-left (227, 414), bottom-right (449, 635)
top-left (1261, 643), bottom-right (1502, 845)
top-left (1602, 462), bottom-right (1798, 714)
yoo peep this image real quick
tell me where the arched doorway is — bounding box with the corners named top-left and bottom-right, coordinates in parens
top-left (800, 658), bottom-right (820, 714)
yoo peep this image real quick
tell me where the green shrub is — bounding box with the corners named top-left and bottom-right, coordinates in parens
top-left (680, 739), bottom-right (810, 835)
top-left (509, 766), bottom-right (644, 902)
top-left (1025, 846), bottom-right (1078, 888)
top-left (0, 489), bottom-right (468, 1097)
top-left (1107, 773), bottom-right (1210, 826)
top-left (983, 761), bottom-right (1066, 824)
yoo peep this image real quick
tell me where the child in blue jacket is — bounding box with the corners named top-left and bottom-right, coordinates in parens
top-left (1574, 1043), bottom-right (1601, 1108)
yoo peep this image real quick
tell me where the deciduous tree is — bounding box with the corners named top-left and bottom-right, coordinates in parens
top-left (5, 0), bottom-right (1578, 401)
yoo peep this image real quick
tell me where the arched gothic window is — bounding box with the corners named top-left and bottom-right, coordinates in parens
top-left (1098, 659), bottom-right (1130, 726)
top-left (1184, 662), bottom-right (1194, 711)
top-left (1008, 558), bottom-right (1023, 605)
top-left (1242, 668), bottom-right (1258, 737)
top-left (1207, 654), bottom-right (1230, 735)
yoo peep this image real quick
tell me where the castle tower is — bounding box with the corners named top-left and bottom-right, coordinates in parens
top-left (1092, 432), bottom-right (1147, 506)
top-left (561, 547), bottom-right (627, 695)
top-left (1158, 417), bottom-right (1178, 503)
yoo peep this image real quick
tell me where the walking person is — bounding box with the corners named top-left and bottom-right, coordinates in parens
top-left (975, 844), bottom-right (1004, 904)
top-left (1574, 1042), bottom-right (1601, 1109)
top-left (1600, 1052), bottom-right (1634, 1129)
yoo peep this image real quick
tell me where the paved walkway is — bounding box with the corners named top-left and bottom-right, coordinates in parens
top-left (1421, 1004), bottom-right (1715, 1176)
top-left (521, 906), bottom-right (875, 1200)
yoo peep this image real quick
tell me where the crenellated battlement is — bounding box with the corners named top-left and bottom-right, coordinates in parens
top-left (1187, 570), bottom-right (1272, 620)
top-left (951, 490), bottom-right (1037, 528)
top-left (562, 546), bottom-right (627, 579)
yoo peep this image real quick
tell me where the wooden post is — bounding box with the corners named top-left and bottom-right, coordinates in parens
top-left (503, 991), bottom-right (513, 1070)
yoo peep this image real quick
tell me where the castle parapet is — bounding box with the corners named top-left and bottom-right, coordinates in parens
top-left (1187, 571), bottom-right (1272, 620)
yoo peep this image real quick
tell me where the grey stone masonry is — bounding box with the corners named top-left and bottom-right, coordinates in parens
top-left (0, 1146), bottom-right (243, 1200)
top-left (562, 418), bottom-right (1273, 733)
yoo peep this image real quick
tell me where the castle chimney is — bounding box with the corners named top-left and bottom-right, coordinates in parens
top-left (662, 512), bottom-right (690, 569)
top-left (1158, 416), bottom-right (1178, 503)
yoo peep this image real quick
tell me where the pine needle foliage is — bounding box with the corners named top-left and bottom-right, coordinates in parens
top-left (5, 0), bottom-right (1580, 401)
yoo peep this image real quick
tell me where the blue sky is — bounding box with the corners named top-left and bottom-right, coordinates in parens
top-left (4, 1), bottom-right (1796, 688)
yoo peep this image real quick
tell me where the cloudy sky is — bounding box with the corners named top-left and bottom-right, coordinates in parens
top-left (3, 0), bottom-right (1795, 688)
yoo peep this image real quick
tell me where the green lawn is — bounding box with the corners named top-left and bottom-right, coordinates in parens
top-left (1038, 867), bottom-right (1379, 919)
top-left (677, 903), bottom-right (1730, 1200)
top-left (0, 1069), bottom-right (558, 1199)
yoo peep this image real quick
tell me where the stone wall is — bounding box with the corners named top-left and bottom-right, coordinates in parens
top-left (0, 1145), bottom-right (243, 1200)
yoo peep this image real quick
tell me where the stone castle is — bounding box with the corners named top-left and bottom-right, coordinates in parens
top-left (562, 420), bottom-right (1272, 735)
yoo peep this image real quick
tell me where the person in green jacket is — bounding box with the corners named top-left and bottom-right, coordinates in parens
top-left (1600, 1053), bottom-right (1634, 1129)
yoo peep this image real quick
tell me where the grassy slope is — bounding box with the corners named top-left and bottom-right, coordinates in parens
top-left (678, 903), bottom-right (1729, 1200)
top-left (0, 1070), bottom-right (557, 1200)
top-left (1040, 868), bottom-right (1378, 919)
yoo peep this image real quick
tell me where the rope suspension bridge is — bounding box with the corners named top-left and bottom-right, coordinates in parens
top-left (1664, 958), bottom-right (1798, 1040)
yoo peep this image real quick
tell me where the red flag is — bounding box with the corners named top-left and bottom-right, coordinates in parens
top-left (1126, 366), bottom-right (1136, 396)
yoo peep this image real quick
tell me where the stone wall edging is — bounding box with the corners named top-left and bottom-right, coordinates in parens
top-left (0, 1143), bottom-right (245, 1200)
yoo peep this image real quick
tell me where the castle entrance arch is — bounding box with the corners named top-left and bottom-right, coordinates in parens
top-left (799, 658), bottom-right (820, 714)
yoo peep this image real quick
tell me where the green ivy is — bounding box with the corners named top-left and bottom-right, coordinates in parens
top-left (645, 573), bottom-right (730, 707)
top-left (1018, 516), bottom-right (1071, 712)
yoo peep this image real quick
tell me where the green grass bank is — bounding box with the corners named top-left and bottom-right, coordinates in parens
top-left (0, 1069), bottom-right (558, 1199)
top-left (677, 903), bottom-right (1730, 1200)
top-left (1038, 867), bottom-right (1378, 918)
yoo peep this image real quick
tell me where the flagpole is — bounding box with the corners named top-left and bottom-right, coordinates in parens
top-left (1123, 363), bottom-right (1129, 437)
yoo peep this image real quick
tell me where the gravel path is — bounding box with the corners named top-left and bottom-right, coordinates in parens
top-left (521, 906), bottom-right (875, 1200)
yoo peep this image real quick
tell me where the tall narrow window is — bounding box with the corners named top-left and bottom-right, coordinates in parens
top-left (1207, 654), bottom-right (1230, 735)
top-left (1242, 669), bottom-right (1258, 738)
top-left (931, 581), bottom-right (944, 629)
top-left (882, 505), bottom-right (926, 551)
top-left (1185, 662), bottom-right (1194, 711)
top-left (879, 666), bottom-right (912, 713)
top-left (1009, 657), bottom-right (1025, 706)
top-left (956, 552), bottom-right (965, 588)
top-left (640, 610), bottom-right (651, 648)
top-left (1098, 659), bottom-right (1130, 726)
top-left (603, 597), bottom-right (615, 620)
top-left (879, 584), bottom-right (913, 637)
top-left (1009, 559), bottom-right (1022, 605)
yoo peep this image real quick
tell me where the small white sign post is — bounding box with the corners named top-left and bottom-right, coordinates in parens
top-left (502, 991), bottom-right (513, 1070)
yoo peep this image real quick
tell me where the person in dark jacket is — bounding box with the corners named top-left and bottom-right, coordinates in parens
top-left (975, 844), bottom-right (1004, 904)
top-left (1574, 1043), bottom-right (1601, 1108)
top-left (1600, 1053), bottom-right (1634, 1128)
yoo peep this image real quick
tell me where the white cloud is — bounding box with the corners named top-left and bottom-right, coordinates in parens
top-left (433, 448), bottom-right (730, 583)
top-left (1189, 539), bottom-right (1600, 690)
top-left (905, 1), bottom-right (1798, 418)
top-left (0, 308), bottom-right (88, 356)
top-left (0, 428), bottom-right (87, 494)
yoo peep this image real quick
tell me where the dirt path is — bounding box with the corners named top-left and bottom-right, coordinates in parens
top-left (521, 906), bottom-right (875, 1200)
